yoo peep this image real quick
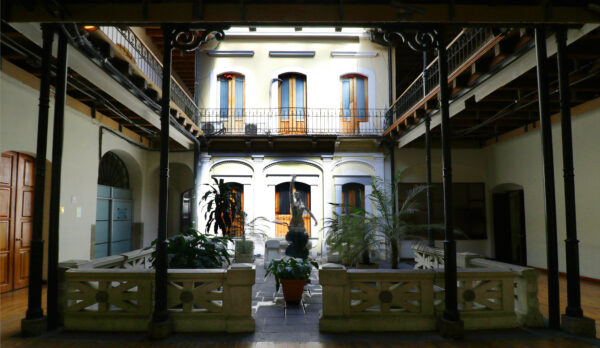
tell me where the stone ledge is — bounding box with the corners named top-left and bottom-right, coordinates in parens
top-left (561, 314), bottom-right (596, 338)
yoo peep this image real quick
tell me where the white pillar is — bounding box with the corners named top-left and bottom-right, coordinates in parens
top-left (321, 155), bottom-right (334, 256)
top-left (197, 153), bottom-right (211, 231)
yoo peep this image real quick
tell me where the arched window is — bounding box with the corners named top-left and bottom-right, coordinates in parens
top-left (340, 73), bottom-right (368, 134)
top-left (98, 151), bottom-right (129, 189)
top-left (342, 183), bottom-right (365, 214)
top-left (278, 73), bottom-right (307, 134)
top-left (275, 181), bottom-right (311, 237)
top-left (218, 72), bottom-right (245, 120)
top-left (95, 152), bottom-right (132, 258)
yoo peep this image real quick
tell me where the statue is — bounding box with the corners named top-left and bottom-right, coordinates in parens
top-left (284, 175), bottom-right (317, 259)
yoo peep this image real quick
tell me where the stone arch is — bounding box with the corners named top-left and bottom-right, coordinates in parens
top-left (101, 149), bottom-right (143, 221)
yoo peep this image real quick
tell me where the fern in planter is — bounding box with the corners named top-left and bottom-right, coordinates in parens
top-left (147, 229), bottom-right (231, 269)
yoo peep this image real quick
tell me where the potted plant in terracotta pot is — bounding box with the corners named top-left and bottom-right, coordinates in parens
top-left (265, 258), bottom-right (318, 304)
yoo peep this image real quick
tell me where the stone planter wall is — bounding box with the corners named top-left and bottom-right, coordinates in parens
top-left (319, 263), bottom-right (517, 332)
top-left (62, 264), bottom-right (256, 333)
top-left (410, 243), bottom-right (544, 328)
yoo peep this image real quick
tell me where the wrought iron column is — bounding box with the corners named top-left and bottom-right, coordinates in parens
top-left (556, 27), bottom-right (582, 319)
top-left (423, 51), bottom-right (434, 247)
top-left (436, 27), bottom-right (461, 333)
top-left (193, 142), bottom-right (201, 230)
top-left (47, 28), bottom-right (69, 331)
top-left (556, 27), bottom-right (597, 337)
top-left (534, 27), bottom-right (560, 330)
top-left (150, 25), bottom-right (174, 336)
top-left (22, 24), bottom-right (54, 336)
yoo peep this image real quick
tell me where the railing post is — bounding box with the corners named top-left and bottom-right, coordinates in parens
top-left (46, 28), bottom-right (69, 331)
top-left (534, 26), bottom-right (560, 330)
top-left (555, 27), bottom-right (597, 337)
top-left (319, 263), bottom-right (349, 332)
top-left (149, 25), bottom-right (174, 339)
top-left (224, 264), bottom-right (256, 332)
top-left (21, 23), bottom-right (54, 337)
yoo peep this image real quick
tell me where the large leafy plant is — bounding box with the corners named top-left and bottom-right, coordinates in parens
top-left (265, 258), bottom-right (319, 292)
top-left (369, 173), bottom-right (433, 269)
top-left (202, 178), bottom-right (241, 236)
top-left (324, 203), bottom-right (381, 266)
top-left (148, 229), bottom-right (231, 269)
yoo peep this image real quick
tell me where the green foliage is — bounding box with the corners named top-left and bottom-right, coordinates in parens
top-left (148, 229), bottom-right (232, 269)
top-left (238, 212), bottom-right (269, 242)
top-left (369, 172), bottom-right (441, 268)
top-left (265, 258), bottom-right (319, 292)
top-left (201, 178), bottom-right (241, 236)
top-left (324, 204), bottom-right (380, 267)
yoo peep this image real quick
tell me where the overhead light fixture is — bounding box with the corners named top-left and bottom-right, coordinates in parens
top-left (82, 25), bottom-right (99, 32)
top-left (331, 51), bottom-right (378, 57)
top-left (269, 51), bottom-right (315, 57)
top-left (205, 50), bottom-right (254, 57)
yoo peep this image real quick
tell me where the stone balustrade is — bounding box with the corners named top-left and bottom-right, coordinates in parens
top-left (468, 257), bottom-right (544, 327)
top-left (62, 264), bottom-right (256, 333)
top-left (410, 243), bottom-right (544, 328)
top-left (319, 263), bottom-right (517, 332)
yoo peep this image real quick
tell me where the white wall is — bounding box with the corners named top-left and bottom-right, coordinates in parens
top-left (196, 34), bottom-right (390, 110)
top-left (0, 71), bottom-right (161, 262)
top-left (394, 148), bottom-right (491, 256)
top-left (485, 105), bottom-right (600, 279)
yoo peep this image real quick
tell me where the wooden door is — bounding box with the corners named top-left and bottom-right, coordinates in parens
top-left (229, 185), bottom-right (244, 238)
top-left (0, 152), bottom-right (17, 293)
top-left (279, 75), bottom-right (307, 135)
top-left (13, 154), bottom-right (34, 289)
top-left (340, 75), bottom-right (368, 135)
top-left (0, 152), bottom-right (34, 293)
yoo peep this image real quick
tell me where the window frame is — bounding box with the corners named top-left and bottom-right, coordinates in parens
top-left (340, 73), bottom-right (368, 122)
top-left (217, 72), bottom-right (245, 119)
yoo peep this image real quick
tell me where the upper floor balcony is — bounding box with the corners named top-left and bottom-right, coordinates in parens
top-left (197, 107), bottom-right (387, 137)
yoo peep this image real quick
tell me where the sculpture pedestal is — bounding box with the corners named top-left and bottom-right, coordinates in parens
top-left (285, 226), bottom-right (309, 259)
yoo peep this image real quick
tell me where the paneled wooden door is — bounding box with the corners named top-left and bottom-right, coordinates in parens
top-left (0, 152), bottom-right (34, 293)
top-left (279, 74), bottom-right (307, 135)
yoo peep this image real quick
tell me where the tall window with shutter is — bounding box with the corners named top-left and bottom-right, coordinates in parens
top-left (218, 72), bottom-right (245, 133)
top-left (340, 74), bottom-right (368, 134)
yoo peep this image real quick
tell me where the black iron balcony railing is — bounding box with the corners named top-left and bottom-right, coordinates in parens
top-left (100, 26), bottom-right (200, 124)
top-left (385, 27), bottom-right (497, 129)
top-left (198, 108), bottom-right (387, 136)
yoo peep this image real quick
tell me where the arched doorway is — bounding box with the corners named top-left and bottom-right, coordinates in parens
top-left (95, 151), bottom-right (133, 258)
top-left (1, 151), bottom-right (35, 293)
top-left (275, 181), bottom-right (311, 237)
top-left (492, 184), bottom-right (527, 266)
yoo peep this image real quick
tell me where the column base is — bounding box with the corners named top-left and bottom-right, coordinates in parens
top-left (21, 316), bottom-right (46, 337)
top-left (438, 317), bottom-right (464, 339)
top-left (148, 318), bottom-right (173, 340)
top-left (561, 314), bottom-right (596, 338)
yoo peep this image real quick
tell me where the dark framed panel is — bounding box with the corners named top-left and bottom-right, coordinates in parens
top-left (397, 182), bottom-right (487, 240)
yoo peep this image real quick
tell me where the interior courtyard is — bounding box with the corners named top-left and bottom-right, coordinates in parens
top-left (1, 1), bottom-right (600, 347)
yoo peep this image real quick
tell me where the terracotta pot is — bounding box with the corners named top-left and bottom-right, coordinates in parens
top-left (280, 279), bottom-right (307, 304)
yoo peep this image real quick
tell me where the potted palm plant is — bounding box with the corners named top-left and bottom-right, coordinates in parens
top-left (368, 173), bottom-right (431, 269)
top-left (202, 178), bottom-right (241, 236)
top-left (265, 258), bottom-right (318, 304)
top-left (324, 203), bottom-right (381, 268)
